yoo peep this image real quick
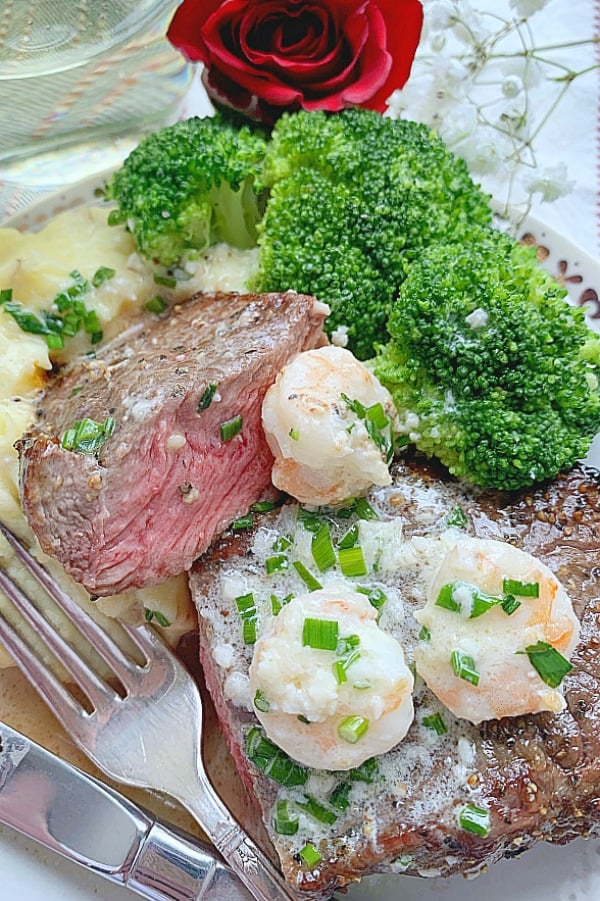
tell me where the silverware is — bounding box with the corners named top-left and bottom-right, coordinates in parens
top-left (0, 721), bottom-right (252, 900)
top-left (0, 521), bottom-right (296, 901)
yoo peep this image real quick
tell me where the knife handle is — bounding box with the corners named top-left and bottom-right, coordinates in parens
top-left (127, 820), bottom-right (253, 901)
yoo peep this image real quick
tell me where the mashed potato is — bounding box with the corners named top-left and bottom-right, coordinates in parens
top-left (0, 205), bottom-right (258, 668)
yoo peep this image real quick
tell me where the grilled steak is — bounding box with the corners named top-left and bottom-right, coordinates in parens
top-left (189, 456), bottom-right (600, 899)
top-left (18, 292), bottom-right (327, 595)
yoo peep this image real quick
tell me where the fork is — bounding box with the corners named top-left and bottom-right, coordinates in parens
top-left (0, 520), bottom-right (298, 901)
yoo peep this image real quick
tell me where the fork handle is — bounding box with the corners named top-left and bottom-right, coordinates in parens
top-left (180, 773), bottom-right (299, 901)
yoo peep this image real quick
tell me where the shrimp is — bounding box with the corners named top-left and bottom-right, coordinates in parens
top-left (248, 584), bottom-right (414, 770)
top-left (261, 345), bottom-right (398, 506)
top-left (414, 536), bottom-right (580, 724)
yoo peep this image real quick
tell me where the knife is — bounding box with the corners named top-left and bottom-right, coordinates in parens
top-left (0, 722), bottom-right (253, 900)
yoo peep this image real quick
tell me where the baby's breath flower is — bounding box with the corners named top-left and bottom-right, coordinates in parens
top-left (524, 164), bottom-right (575, 203)
top-left (509, 0), bottom-right (551, 16)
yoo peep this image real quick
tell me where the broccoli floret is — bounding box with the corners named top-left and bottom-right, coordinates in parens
top-left (254, 109), bottom-right (492, 357)
top-left (374, 229), bottom-right (600, 490)
top-left (107, 115), bottom-right (267, 266)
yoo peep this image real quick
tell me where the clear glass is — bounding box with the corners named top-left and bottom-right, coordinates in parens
top-left (0, 1), bottom-right (193, 194)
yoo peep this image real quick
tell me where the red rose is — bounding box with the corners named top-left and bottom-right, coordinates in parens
top-left (168, 0), bottom-right (423, 125)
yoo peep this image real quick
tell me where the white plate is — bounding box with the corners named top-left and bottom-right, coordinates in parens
top-left (1, 179), bottom-right (600, 901)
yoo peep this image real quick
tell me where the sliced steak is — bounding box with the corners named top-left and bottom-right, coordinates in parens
top-left (189, 457), bottom-right (600, 899)
top-left (18, 292), bottom-right (327, 595)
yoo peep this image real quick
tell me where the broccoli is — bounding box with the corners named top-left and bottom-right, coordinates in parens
top-left (107, 115), bottom-right (267, 266)
top-left (374, 229), bottom-right (600, 490)
top-left (254, 108), bottom-right (492, 357)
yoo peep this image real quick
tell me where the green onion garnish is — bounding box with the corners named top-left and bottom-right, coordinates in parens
top-left (253, 690), bottom-right (271, 713)
top-left (520, 641), bottom-right (573, 688)
top-left (311, 522), bottom-right (336, 573)
top-left (444, 505), bottom-right (468, 529)
top-left (303, 617), bottom-right (339, 650)
top-left (153, 273), bottom-right (177, 288)
top-left (0, 288), bottom-right (12, 304)
top-left (292, 561), bottom-right (322, 591)
top-left (338, 546), bottom-right (367, 577)
top-left (422, 712), bottom-right (447, 735)
top-left (235, 593), bottom-right (257, 644)
top-left (419, 625), bottom-right (431, 642)
top-left (355, 497), bottom-right (378, 520)
top-left (502, 578), bottom-right (540, 598)
top-left (270, 593), bottom-right (293, 616)
top-left (356, 586), bottom-right (387, 612)
top-left (272, 800), bottom-right (299, 836)
top-left (220, 414), bottom-right (242, 442)
top-left (297, 795), bottom-right (338, 825)
top-left (252, 501), bottom-right (277, 513)
top-left (299, 843), bottom-right (322, 868)
top-left (338, 524), bottom-right (359, 549)
top-left (245, 727), bottom-right (307, 787)
top-left (289, 427), bottom-right (300, 441)
top-left (451, 650), bottom-right (480, 686)
top-left (338, 715), bottom-right (369, 744)
top-left (144, 608), bottom-right (170, 627)
top-left (198, 382), bottom-right (218, 412)
top-left (265, 554), bottom-right (289, 575)
top-left (61, 416), bottom-right (115, 455)
top-left (501, 594), bottom-right (521, 615)
top-left (272, 534), bottom-right (293, 552)
top-left (458, 803), bottom-right (491, 837)
top-left (437, 581), bottom-right (503, 619)
top-left (328, 781), bottom-right (351, 811)
top-left (297, 508), bottom-right (322, 532)
top-left (91, 266), bottom-right (116, 287)
top-left (348, 758), bottom-right (378, 783)
top-left (231, 514), bottom-right (253, 530)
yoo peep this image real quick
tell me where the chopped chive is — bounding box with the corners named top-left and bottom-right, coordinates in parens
top-left (419, 625), bottom-right (431, 641)
top-left (297, 508), bottom-right (322, 532)
top-left (299, 843), bottom-right (322, 869)
top-left (145, 295), bottom-right (167, 315)
top-left (245, 727), bottom-right (307, 787)
top-left (451, 650), bottom-right (480, 686)
top-left (292, 560), bottom-right (322, 591)
top-left (272, 534), bottom-right (293, 552)
top-left (338, 524), bottom-right (359, 549)
top-left (355, 497), bottom-right (378, 520)
top-left (272, 801), bottom-right (299, 836)
top-left (235, 592), bottom-right (257, 644)
top-left (338, 715), bottom-right (369, 744)
top-left (61, 416), bottom-right (115, 454)
top-left (311, 522), bottom-right (336, 572)
top-left (0, 288), bottom-right (12, 304)
top-left (220, 414), bottom-right (243, 442)
top-left (252, 501), bottom-right (277, 513)
top-left (69, 386), bottom-right (83, 397)
top-left (253, 689), bottom-right (271, 713)
top-left (338, 546), bottom-right (367, 577)
top-left (422, 712), bottom-right (447, 735)
top-left (231, 514), bottom-right (253, 530)
top-left (297, 795), bottom-right (338, 825)
top-left (348, 758), bottom-right (378, 783)
top-left (437, 581), bottom-right (502, 619)
top-left (45, 332), bottom-right (64, 350)
top-left (458, 803), bottom-right (490, 837)
top-left (502, 578), bottom-right (540, 598)
top-left (365, 402), bottom-right (388, 430)
top-left (356, 586), bottom-right (387, 612)
top-left (303, 617), bottom-right (338, 650)
top-left (297, 714), bottom-right (311, 724)
top-left (444, 505), bottom-right (468, 529)
top-left (289, 427), bottom-right (300, 441)
top-left (328, 781), bottom-right (351, 811)
top-left (144, 608), bottom-right (170, 627)
top-left (198, 382), bottom-right (218, 412)
top-left (242, 619), bottom-right (257, 644)
top-left (520, 641), bottom-right (573, 688)
top-left (91, 266), bottom-right (116, 287)
top-left (153, 273), bottom-right (177, 288)
top-left (266, 554), bottom-right (289, 574)
top-left (270, 592), bottom-right (293, 616)
top-left (333, 650), bottom-right (360, 685)
top-left (501, 594), bottom-right (521, 615)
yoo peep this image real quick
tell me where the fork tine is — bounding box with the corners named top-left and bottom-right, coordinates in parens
top-left (0, 608), bottom-right (89, 737)
top-left (0, 521), bottom-right (139, 685)
top-left (0, 567), bottom-right (120, 710)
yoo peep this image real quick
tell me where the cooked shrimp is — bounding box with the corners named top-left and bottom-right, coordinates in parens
top-left (261, 345), bottom-right (398, 506)
top-left (249, 584), bottom-right (414, 770)
top-left (414, 536), bottom-right (580, 724)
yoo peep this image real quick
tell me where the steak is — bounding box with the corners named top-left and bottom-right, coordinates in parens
top-left (189, 456), bottom-right (600, 899)
top-left (18, 292), bottom-right (327, 596)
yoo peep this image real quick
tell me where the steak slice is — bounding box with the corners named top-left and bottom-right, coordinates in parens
top-left (18, 292), bottom-right (327, 595)
top-left (189, 457), bottom-right (600, 899)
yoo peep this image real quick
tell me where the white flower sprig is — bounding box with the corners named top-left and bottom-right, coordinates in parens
top-left (387, 0), bottom-right (598, 223)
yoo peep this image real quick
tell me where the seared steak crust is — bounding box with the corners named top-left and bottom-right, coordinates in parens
top-left (18, 292), bottom-right (327, 595)
top-left (190, 457), bottom-right (600, 898)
